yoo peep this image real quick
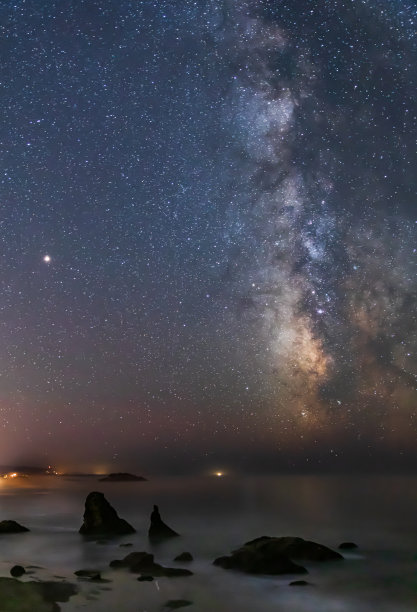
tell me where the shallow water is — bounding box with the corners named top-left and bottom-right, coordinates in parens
top-left (0, 474), bottom-right (415, 611)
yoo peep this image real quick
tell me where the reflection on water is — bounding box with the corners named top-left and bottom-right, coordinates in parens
top-left (0, 474), bottom-right (416, 611)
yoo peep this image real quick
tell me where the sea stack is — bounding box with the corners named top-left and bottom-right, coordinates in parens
top-left (79, 491), bottom-right (136, 536)
top-left (148, 505), bottom-right (179, 542)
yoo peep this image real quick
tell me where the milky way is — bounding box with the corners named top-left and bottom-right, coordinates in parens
top-left (0, 1), bottom-right (415, 471)
top-left (218, 1), bottom-right (416, 463)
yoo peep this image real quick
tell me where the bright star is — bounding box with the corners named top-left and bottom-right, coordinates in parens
top-left (43, 255), bottom-right (51, 263)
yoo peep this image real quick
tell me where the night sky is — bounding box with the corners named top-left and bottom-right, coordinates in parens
top-left (1, 0), bottom-right (416, 473)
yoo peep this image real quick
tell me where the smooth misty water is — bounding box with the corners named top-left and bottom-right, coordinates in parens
top-left (0, 474), bottom-right (416, 611)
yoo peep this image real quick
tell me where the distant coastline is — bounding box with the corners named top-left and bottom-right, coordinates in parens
top-left (98, 472), bottom-right (147, 482)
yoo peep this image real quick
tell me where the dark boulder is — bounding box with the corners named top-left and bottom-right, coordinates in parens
top-left (174, 552), bottom-right (193, 562)
top-left (338, 542), bottom-right (358, 550)
top-left (79, 491), bottom-right (135, 536)
top-left (214, 536), bottom-right (342, 576)
top-left (137, 575), bottom-right (154, 581)
top-left (289, 580), bottom-right (312, 586)
top-left (148, 505), bottom-right (179, 542)
top-left (74, 569), bottom-right (101, 581)
top-left (243, 536), bottom-right (343, 561)
top-left (110, 551), bottom-right (192, 578)
top-left (10, 566), bottom-right (25, 578)
top-left (0, 520), bottom-right (29, 533)
top-left (214, 551), bottom-right (305, 575)
top-left (110, 551), bottom-right (154, 570)
top-left (162, 567), bottom-right (194, 577)
top-left (164, 600), bottom-right (193, 609)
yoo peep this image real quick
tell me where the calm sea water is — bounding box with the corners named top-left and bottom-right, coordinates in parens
top-left (0, 474), bottom-right (415, 611)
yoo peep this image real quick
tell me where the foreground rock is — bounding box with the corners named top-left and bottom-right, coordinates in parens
top-left (99, 473), bottom-right (147, 482)
top-left (148, 505), bottom-right (179, 542)
top-left (110, 551), bottom-right (192, 577)
top-left (214, 536), bottom-right (342, 575)
top-left (79, 491), bottom-right (135, 536)
top-left (0, 520), bottom-right (29, 533)
top-left (174, 552), bottom-right (193, 562)
top-left (0, 577), bottom-right (77, 612)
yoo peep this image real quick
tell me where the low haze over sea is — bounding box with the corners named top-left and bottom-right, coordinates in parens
top-left (0, 473), bottom-right (416, 611)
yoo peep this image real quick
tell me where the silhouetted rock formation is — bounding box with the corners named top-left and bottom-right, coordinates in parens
top-left (0, 577), bottom-right (77, 611)
top-left (148, 505), bottom-right (179, 542)
top-left (0, 520), bottom-right (29, 533)
top-left (99, 473), bottom-right (147, 482)
top-left (214, 536), bottom-right (342, 575)
top-left (173, 552), bottom-right (193, 562)
top-left (79, 491), bottom-right (135, 536)
top-left (338, 542), bottom-right (358, 550)
top-left (110, 551), bottom-right (192, 577)
top-left (164, 600), bottom-right (193, 609)
top-left (289, 580), bottom-right (312, 586)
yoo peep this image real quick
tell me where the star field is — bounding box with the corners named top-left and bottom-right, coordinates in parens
top-left (0, 0), bottom-right (415, 472)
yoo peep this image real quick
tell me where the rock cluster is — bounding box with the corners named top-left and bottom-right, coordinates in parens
top-left (110, 551), bottom-right (192, 578)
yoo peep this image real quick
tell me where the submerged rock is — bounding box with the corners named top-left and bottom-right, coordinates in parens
top-left (79, 491), bottom-right (136, 536)
top-left (148, 505), bottom-right (179, 542)
top-left (174, 552), bottom-right (193, 562)
top-left (110, 551), bottom-right (192, 578)
top-left (74, 569), bottom-right (102, 580)
top-left (0, 520), bottom-right (29, 533)
top-left (164, 600), bottom-right (193, 609)
top-left (10, 565), bottom-right (25, 577)
top-left (214, 536), bottom-right (342, 576)
top-left (338, 542), bottom-right (358, 550)
top-left (99, 473), bottom-right (147, 482)
top-left (0, 577), bottom-right (77, 612)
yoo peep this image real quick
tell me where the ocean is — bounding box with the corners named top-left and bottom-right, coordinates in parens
top-left (0, 474), bottom-right (415, 611)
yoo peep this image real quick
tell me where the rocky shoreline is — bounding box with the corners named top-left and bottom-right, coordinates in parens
top-left (0, 491), bottom-right (355, 611)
